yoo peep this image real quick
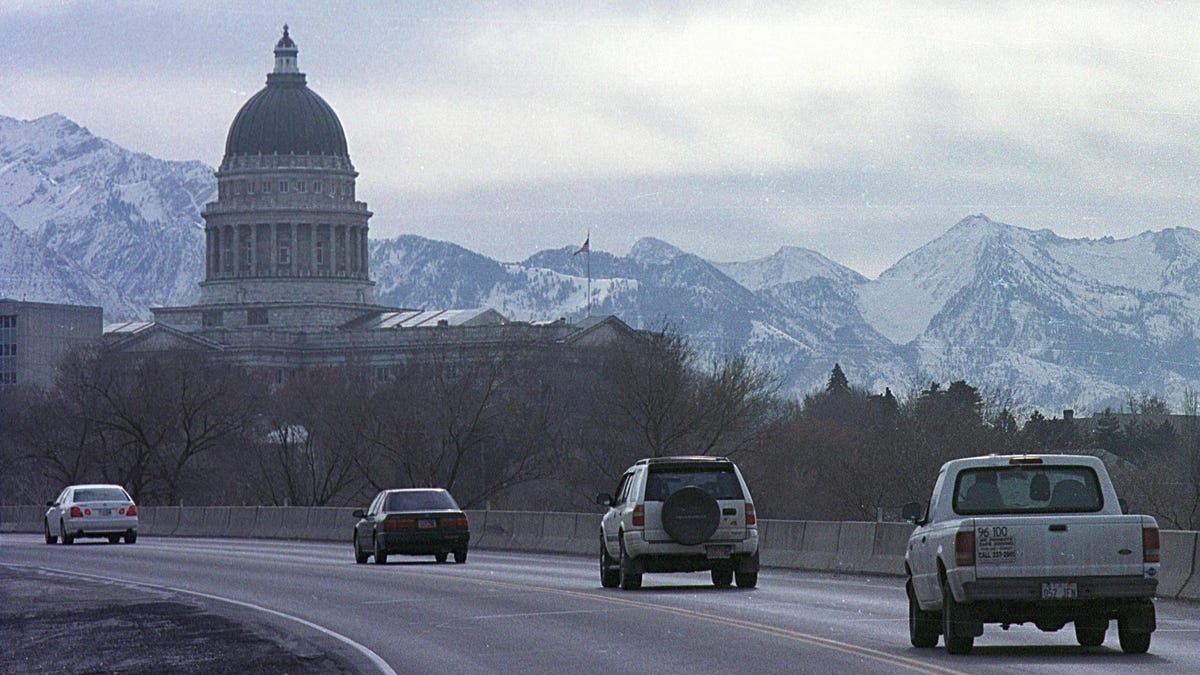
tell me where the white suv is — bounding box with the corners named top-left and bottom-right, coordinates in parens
top-left (596, 456), bottom-right (760, 590)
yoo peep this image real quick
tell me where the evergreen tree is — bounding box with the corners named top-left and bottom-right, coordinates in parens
top-left (826, 363), bottom-right (849, 394)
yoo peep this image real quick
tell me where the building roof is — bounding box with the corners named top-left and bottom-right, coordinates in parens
top-left (223, 27), bottom-right (349, 159)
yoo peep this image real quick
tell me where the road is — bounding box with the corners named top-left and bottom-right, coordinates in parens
top-left (2, 534), bottom-right (1197, 673)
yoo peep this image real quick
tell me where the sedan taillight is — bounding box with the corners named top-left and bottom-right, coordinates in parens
top-left (440, 515), bottom-right (468, 529)
top-left (69, 506), bottom-right (84, 518)
top-left (126, 504), bottom-right (138, 517)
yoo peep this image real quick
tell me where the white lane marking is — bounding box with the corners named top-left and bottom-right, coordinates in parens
top-left (1, 563), bottom-right (396, 675)
top-left (460, 608), bottom-right (618, 621)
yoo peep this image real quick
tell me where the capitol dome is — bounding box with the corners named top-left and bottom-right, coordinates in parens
top-left (223, 26), bottom-right (349, 159)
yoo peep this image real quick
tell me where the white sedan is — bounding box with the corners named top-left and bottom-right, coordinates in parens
top-left (45, 484), bottom-right (139, 544)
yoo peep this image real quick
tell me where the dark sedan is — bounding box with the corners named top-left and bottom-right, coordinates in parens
top-left (352, 488), bottom-right (469, 564)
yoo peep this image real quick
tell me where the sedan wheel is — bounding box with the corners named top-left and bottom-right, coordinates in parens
top-left (353, 534), bottom-right (369, 564)
top-left (108, 535), bottom-right (121, 544)
top-left (435, 551), bottom-right (449, 564)
top-left (453, 548), bottom-right (467, 564)
top-left (61, 521), bottom-right (74, 545)
top-left (44, 520), bottom-right (57, 545)
top-left (124, 531), bottom-right (137, 544)
top-left (373, 534), bottom-right (387, 564)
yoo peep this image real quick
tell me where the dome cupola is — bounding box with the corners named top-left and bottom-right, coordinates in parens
top-left (223, 25), bottom-right (349, 159)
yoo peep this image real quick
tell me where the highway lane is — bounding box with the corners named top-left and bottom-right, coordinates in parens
top-left (3, 534), bottom-right (1197, 673)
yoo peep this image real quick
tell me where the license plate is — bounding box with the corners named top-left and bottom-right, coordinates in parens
top-left (97, 509), bottom-right (112, 516)
top-left (705, 545), bottom-right (732, 559)
top-left (1041, 582), bottom-right (1077, 599)
top-left (417, 519), bottom-right (436, 529)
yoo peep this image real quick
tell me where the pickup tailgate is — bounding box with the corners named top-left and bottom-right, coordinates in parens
top-left (971, 515), bottom-right (1145, 578)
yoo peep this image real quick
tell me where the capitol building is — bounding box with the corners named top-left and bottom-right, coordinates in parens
top-left (106, 27), bottom-right (638, 378)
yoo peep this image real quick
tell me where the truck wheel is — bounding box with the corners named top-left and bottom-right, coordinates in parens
top-left (908, 581), bottom-right (939, 648)
top-left (735, 570), bottom-right (758, 588)
top-left (941, 580), bottom-right (974, 655)
top-left (1118, 620), bottom-right (1151, 654)
top-left (1075, 617), bottom-right (1108, 647)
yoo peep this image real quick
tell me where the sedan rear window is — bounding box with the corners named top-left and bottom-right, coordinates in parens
top-left (645, 466), bottom-right (743, 501)
top-left (73, 488), bottom-right (129, 502)
top-left (386, 491), bottom-right (457, 512)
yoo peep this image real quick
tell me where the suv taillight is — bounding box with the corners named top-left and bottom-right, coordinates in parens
top-left (955, 530), bottom-right (976, 567)
top-left (69, 506), bottom-right (84, 518)
top-left (745, 502), bottom-right (756, 526)
top-left (1143, 526), bottom-right (1160, 564)
top-left (632, 503), bottom-right (645, 528)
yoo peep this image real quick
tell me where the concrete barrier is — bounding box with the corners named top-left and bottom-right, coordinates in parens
top-left (0, 506), bottom-right (41, 533)
top-left (798, 521), bottom-right (841, 571)
top-left (465, 510), bottom-right (486, 548)
top-left (170, 506), bottom-right (208, 537)
top-left (835, 522), bottom-right (876, 574)
top-left (864, 522), bottom-right (912, 576)
top-left (142, 506), bottom-right (180, 536)
top-left (250, 507), bottom-right (285, 539)
top-left (760, 519), bottom-right (804, 569)
top-left (1178, 535), bottom-right (1200, 601)
top-left (225, 507), bottom-right (259, 538)
top-left (477, 511), bottom-right (516, 551)
top-left (306, 507), bottom-right (348, 542)
top-left (540, 512), bottom-right (577, 554)
top-left (276, 507), bottom-right (311, 540)
top-left (510, 512), bottom-right (544, 551)
top-left (571, 513), bottom-right (600, 556)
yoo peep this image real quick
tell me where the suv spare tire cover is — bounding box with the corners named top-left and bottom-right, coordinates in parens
top-left (661, 486), bottom-right (721, 545)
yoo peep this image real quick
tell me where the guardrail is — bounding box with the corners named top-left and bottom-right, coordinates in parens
top-left (3, 505), bottom-right (1196, 601)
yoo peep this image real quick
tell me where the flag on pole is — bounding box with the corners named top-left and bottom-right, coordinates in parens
top-left (573, 235), bottom-right (590, 256)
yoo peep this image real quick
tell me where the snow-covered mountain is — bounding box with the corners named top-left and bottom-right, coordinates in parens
top-left (0, 114), bottom-right (213, 319)
top-left (6, 113), bottom-right (1200, 412)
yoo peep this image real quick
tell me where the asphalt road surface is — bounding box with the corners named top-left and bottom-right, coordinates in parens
top-left (3, 534), bottom-right (1198, 673)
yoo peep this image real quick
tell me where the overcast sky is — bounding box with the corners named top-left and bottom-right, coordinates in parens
top-left (4, 1), bottom-right (1200, 277)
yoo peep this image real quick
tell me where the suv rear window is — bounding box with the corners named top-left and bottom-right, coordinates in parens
top-left (645, 466), bottom-right (744, 501)
top-left (953, 465), bottom-right (1103, 515)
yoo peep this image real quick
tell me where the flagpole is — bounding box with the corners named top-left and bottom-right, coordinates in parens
top-left (586, 242), bottom-right (592, 317)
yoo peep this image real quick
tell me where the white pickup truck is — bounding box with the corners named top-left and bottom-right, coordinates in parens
top-left (902, 454), bottom-right (1159, 655)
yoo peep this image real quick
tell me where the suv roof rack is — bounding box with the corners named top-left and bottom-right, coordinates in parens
top-left (635, 455), bottom-right (730, 465)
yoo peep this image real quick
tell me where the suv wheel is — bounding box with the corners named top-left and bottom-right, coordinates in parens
top-left (600, 538), bottom-right (620, 588)
top-left (661, 486), bottom-right (720, 545)
top-left (711, 568), bottom-right (733, 588)
top-left (618, 537), bottom-right (642, 590)
top-left (735, 570), bottom-right (758, 588)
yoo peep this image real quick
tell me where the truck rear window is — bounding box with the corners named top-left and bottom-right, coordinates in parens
top-left (953, 466), bottom-right (1103, 515)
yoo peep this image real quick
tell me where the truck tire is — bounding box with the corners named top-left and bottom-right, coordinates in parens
top-left (908, 581), bottom-right (939, 648)
top-left (941, 580), bottom-right (974, 655)
top-left (661, 486), bottom-right (720, 545)
top-left (1118, 619), bottom-right (1151, 654)
top-left (1075, 617), bottom-right (1107, 647)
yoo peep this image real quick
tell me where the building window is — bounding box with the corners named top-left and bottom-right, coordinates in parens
top-left (262, 180), bottom-right (272, 193)
top-left (298, 180), bottom-right (306, 192)
top-left (234, 181), bottom-right (242, 195)
top-left (247, 308), bottom-right (268, 326)
top-left (315, 239), bottom-right (327, 267)
top-left (0, 315), bottom-right (14, 329)
top-left (280, 179), bottom-right (289, 193)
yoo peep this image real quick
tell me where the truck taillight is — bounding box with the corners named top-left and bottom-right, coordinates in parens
top-left (632, 504), bottom-right (645, 528)
top-left (1143, 527), bottom-right (1160, 564)
top-left (745, 502), bottom-right (756, 526)
top-left (955, 530), bottom-right (976, 566)
top-left (69, 506), bottom-right (83, 518)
